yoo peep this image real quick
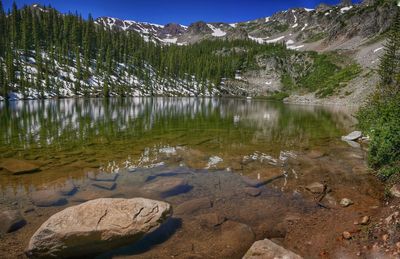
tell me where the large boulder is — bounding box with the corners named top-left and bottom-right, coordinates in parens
top-left (243, 239), bottom-right (303, 259)
top-left (0, 210), bottom-right (26, 234)
top-left (26, 198), bottom-right (172, 258)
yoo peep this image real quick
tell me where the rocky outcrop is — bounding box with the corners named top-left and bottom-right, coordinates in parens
top-left (187, 21), bottom-right (213, 34)
top-left (243, 239), bottom-right (303, 259)
top-left (26, 198), bottom-right (172, 258)
top-left (158, 23), bottom-right (187, 37)
top-left (94, 1), bottom-right (397, 52)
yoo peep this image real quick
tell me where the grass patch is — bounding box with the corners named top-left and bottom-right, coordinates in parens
top-left (357, 94), bottom-right (400, 182)
top-left (315, 64), bottom-right (362, 97)
top-left (255, 92), bottom-right (290, 101)
top-left (295, 52), bottom-right (362, 97)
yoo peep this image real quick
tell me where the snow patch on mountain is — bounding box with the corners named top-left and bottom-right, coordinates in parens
top-left (266, 36), bottom-right (285, 43)
top-left (161, 38), bottom-right (178, 44)
top-left (340, 6), bottom-right (353, 13)
top-left (207, 24), bottom-right (227, 37)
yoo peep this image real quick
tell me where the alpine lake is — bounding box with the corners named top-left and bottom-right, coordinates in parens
top-left (0, 97), bottom-right (384, 258)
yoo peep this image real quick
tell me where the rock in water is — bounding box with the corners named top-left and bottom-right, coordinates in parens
top-left (0, 159), bottom-right (40, 175)
top-left (243, 239), bottom-right (303, 259)
top-left (305, 182), bottom-right (325, 194)
top-left (175, 197), bottom-right (212, 215)
top-left (26, 198), bottom-right (172, 258)
top-left (142, 177), bottom-right (190, 197)
top-left (244, 187), bottom-right (261, 197)
top-left (92, 181), bottom-right (117, 191)
top-left (342, 131), bottom-right (362, 141)
top-left (30, 190), bottom-right (68, 207)
top-left (340, 198), bottom-right (354, 207)
top-left (0, 210), bottom-right (26, 234)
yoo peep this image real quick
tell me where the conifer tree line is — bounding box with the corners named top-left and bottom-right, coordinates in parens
top-left (357, 8), bottom-right (400, 179)
top-left (0, 1), bottom-right (290, 99)
top-left (378, 10), bottom-right (400, 98)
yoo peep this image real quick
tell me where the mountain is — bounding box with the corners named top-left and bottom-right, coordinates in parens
top-left (95, 0), bottom-right (395, 52)
top-left (0, 0), bottom-right (398, 104)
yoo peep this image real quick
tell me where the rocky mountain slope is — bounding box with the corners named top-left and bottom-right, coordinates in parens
top-left (93, 0), bottom-right (398, 105)
top-left (96, 0), bottom-right (395, 52)
top-left (0, 0), bottom-right (398, 104)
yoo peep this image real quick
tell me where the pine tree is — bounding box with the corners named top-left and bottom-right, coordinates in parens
top-left (378, 10), bottom-right (400, 98)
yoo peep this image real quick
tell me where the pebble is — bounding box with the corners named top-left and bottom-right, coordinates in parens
top-left (382, 234), bottom-right (389, 242)
top-left (343, 231), bottom-right (352, 240)
top-left (340, 198), bottom-right (354, 207)
top-left (385, 211), bottom-right (399, 224)
top-left (360, 216), bottom-right (370, 225)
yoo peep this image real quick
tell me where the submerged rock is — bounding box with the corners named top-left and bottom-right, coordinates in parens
top-left (197, 213), bottom-right (226, 227)
top-left (30, 190), bottom-right (68, 207)
top-left (88, 172), bottom-right (119, 182)
top-left (342, 131), bottom-right (362, 141)
top-left (360, 216), bottom-right (370, 225)
top-left (175, 197), bottom-right (213, 215)
top-left (0, 159), bottom-right (40, 175)
top-left (220, 221), bottom-right (255, 257)
top-left (241, 176), bottom-right (264, 188)
top-left (305, 182), bottom-right (325, 194)
top-left (142, 177), bottom-right (190, 197)
top-left (342, 231), bottom-right (352, 240)
top-left (244, 187), bottom-right (262, 197)
top-left (243, 238), bottom-right (303, 259)
top-left (26, 198), bottom-right (172, 258)
top-left (340, 198), bottom-right (354, 207)
top-left (38, 180), bottom-right (77, 196)
top-left (92, 181), bottom-right (117, 191)
top-left (0, 210), bottom-right (26, 234)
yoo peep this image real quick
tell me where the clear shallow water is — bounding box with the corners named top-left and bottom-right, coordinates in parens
top-left (0, 97), bottom-right (356, 189)
top-left (0, 97), bottom-right (382, 258)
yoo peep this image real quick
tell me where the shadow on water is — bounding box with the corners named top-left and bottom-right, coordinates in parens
top-left (97, 217), bottom-right (183, 259)
top-left (161, 185), bottom-right (193, 198)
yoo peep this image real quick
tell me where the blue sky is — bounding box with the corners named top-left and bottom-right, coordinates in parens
top-left (3, 0), bottom-right (361, 25)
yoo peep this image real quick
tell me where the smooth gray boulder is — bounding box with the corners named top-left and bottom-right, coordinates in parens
top-left (243, 239), bottom-right (303, 259)
top-left (342, 131), bottom-right (362, 141)
top-left (26, 198), bottom-right (172, 258)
